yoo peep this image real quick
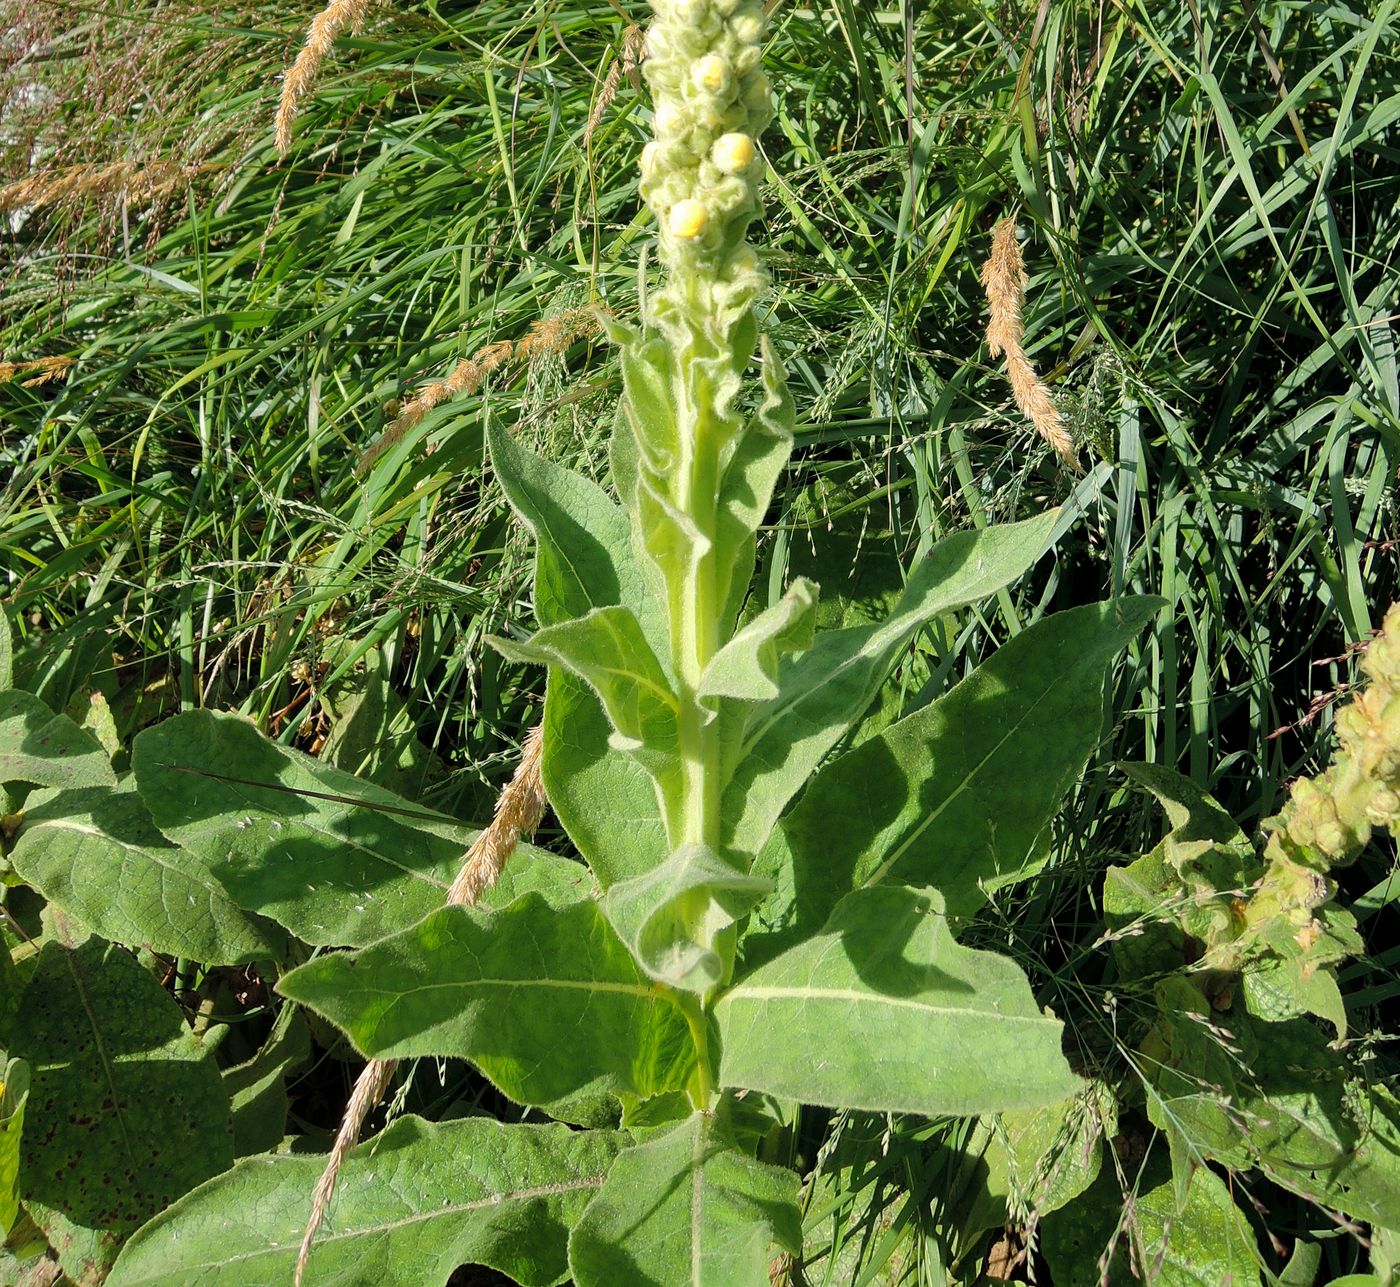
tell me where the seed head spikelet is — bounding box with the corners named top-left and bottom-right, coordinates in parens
top-left (981, 218), bottom-right (1080, 470)
top-left (275, 0), bottom-right (371, 156)
top-left (356, 309), bottom-right (599, 474)
top-left (293, 726), bottom-right (546, 1285)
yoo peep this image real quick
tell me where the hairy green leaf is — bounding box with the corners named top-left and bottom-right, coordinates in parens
top-left (1042, 1158), bottom-right (1262, 1287)
top-left (712, 337), bottom-right (797, 634)
top-left (11, 786), bottom-right (283, 965)
top-left (278, 893), bottom-right (696, 1109)
top-left (0, 690), bottom-right (115, 790)
top-left (715, 885), bottom-right (1081, 1115)
top-left (132, 710), bottom-right (573, 946)
top-left (487, 418), bottom-right (646, 629)
top-left (9, 939), bottom-right (233, 1286)
top-left (602, 844), bottom-right (771, 992)
top-left (109, 1116), bottom-right (625, 1287)
top-left (489, 420), bottom-right (668, 888)
top-left (723, 510), bottom-right (1060, 859)
top-left (542, 670), bottom-right (669, 888)
top-left (492, 607), bottom-right (682, 832)
top-left (0, 1057), bottom-right (27, 1236)
top-left (754, 599), bottom-right (1157, 956)
top-left (568, 1110), bottom-right (801, 1287)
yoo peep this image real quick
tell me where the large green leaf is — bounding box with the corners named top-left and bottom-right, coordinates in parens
top-left (711, 337), bottom-right (797, 634)
top-left (131, 710), bottom-right (565, 946)
top-left (543, 670), bottom-right (669, 888)
top-left (1042, 1157), bottom-right (1262, 1287)
top-left (701, 578), bottom-right (819, 782)
top-left (722, 510), bottom-right (1059, 859)
top-left (0, 1057), bottom-right (28, 1235)
top-left (487, 419), bottom-right (668, 888)
top-left (492, 606), bottom-right (682, 833)
top-left (753, 599), bottom-right (1157, 957)
top-left (1141, 983), bottom-right (1400, 1224)
top-left (8, 939), bottom-right (233, 1286)
top-left (10, 785), bottom-right (284, 965)
top-left (568, 1110), bottom-right (801, 1287)
top-left (109, 1116), bottom-right (625, 1287)
top-left (278, 893), bottom-right (697, 1109)
top-left (0, 689), bottom-right (115, 790)
top-left (715, 885), bottom-right (1081, 1115)
top-left (486, 418), bottom-right (647, 630)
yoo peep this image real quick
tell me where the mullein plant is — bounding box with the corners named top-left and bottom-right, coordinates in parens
top-left (105, 3), bottom-right (1158, 1284)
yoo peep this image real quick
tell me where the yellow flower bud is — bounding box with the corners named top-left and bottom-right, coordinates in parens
top-left (712, 132), bottom-right (755, 174)
top-left (668, 199), bottom-right (710, 239)
top-left (693, 54), bottom-right (730, 94)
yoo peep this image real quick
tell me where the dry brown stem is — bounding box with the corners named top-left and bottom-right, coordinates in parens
top-left (980, 218), bottom-right (1080, 470)
top-left (293, 724), bottom-right (547, 1286)
top-left (275, 0), bottom-right (372, 156)
top-left (356, 308), bottom-right (601, 474)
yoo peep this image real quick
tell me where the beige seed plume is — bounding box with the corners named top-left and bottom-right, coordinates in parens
top-left (293, 725), bottom-right (546, 1287)
top-left (586, 25), bottom-right (646, 146)
top-left (980, 218), bottom-right (1080, 471)
top-left (275, 0), bottom-right (371, 157)
top-left (356, 308), bottom-right (600, 475)
top-left (0, 356), bottom-right (75, 387)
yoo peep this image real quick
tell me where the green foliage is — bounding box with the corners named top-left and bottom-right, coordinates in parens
top-left (10, 785), bottom-right (282, 966)
top-left (107, 1117), bottom-right (626, 1287)
top-left (0, 1057), bottom-right (28, 1236)
top-left (2, 0), bottom-right (1398, 1282)
top-left (7, 939), bottom-right (233, 1285)
top-left (716, 885), bottom-right (1082, 1115)
top-left (280, 895), bottom-right (698, 1110)
top-left (567, 1111), bottom-right (801, 1287)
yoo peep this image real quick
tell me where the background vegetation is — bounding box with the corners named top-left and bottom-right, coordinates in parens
top-left (2, 0), bottom-right (1397, 1281)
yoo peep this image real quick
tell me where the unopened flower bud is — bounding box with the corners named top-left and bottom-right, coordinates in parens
top-left (654, 102), bottom-right (685, 136)
top-left (712, 132), bottom-right (755, 173)
top-left (668, 198), bottom-right (710, 239)
top-left (692, 54), bottom-right (730, 95)
top-left (731, 14), bottom-right (762, 43)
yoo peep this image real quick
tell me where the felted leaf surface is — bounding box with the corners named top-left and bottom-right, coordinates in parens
top-left (756, 599), bottom-right (1157, 955)
top-left (715, 885), bottom-right (1081, 1116)
top-left (711, 337), bottom-right (797, 632)
top-left (723, 510), bottom-right (1059, 859)
top-left (11, 785), bottom-right (283, 965)
top-left (8, 939), bottom-right (233, 1286)
top-left (491, 606), bottom-right (681, 820)
top-left (568, 1110), bottom-right (801, 1287)
top-left (278, 893), bottom-right (697, 1109)
top-left (487, 418), bottom-right (648, 631)
top-left (543, 669), bottom-right (669, 888)
top-left (108, 1116), bottom-right (625, 1287)
top-left (486, 421), bottom-right (669, 888)
top-left (602, 844), bottom-right (771, 992)
top-left (0, 1057), bottom-right (28, 1235)
top-left (1146, 982), bottom-right (1357, 1174)
top-left (0, 690), bottom-right (115, 790)
top-left (221, 1006), bottom-right (310, 1158)
top-left (135, 710), bottom-right (471, 946)
top-left (1042, 1159), bottom-right (1262, 1287)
